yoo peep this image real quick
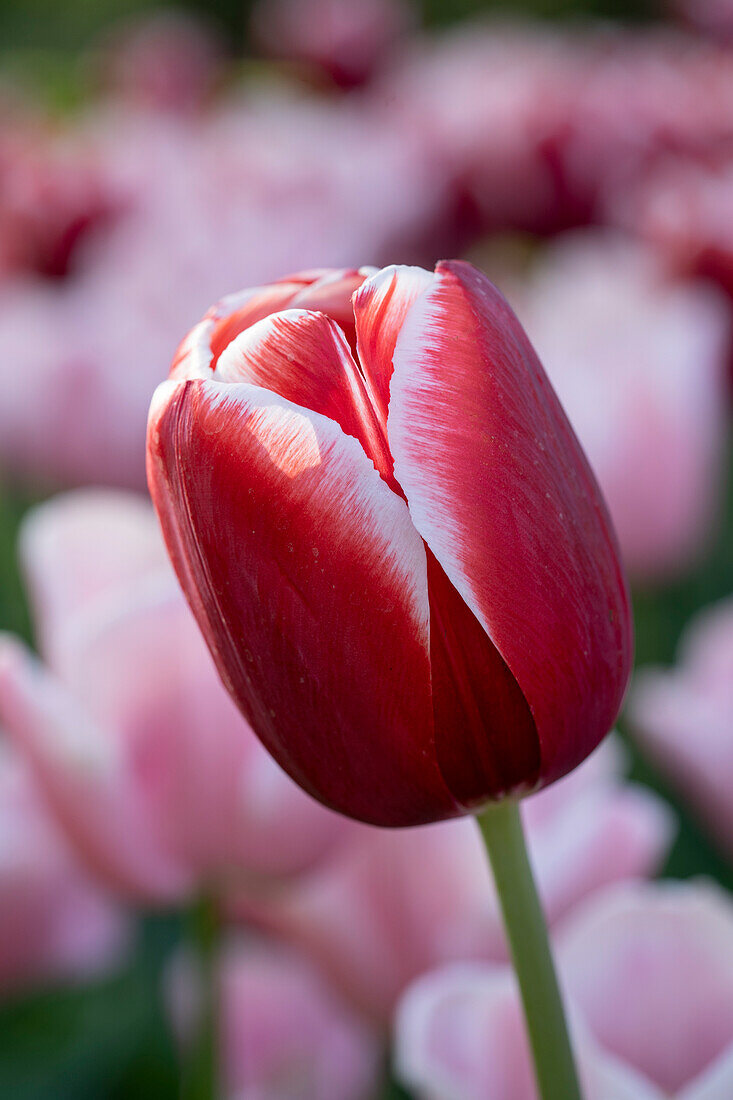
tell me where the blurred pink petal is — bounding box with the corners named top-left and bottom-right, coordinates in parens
top-left (251, 0), bottom-right (414, 88)
top-left (670, 0), bottom-right (733, 40)
top-left (394, 963), bottom-right (665, 1100)
top-left (94, 12), bottom-right (222, 114)
top-left (557, 29), bottom-right (733, 219)
top-left (20, 488), bottom-right (166, 659)
top-left (169, 938), bottom-right (381, 1100)
top-left (0, 491), bottom-right (349, 902)
top-left (371, 22), bottom-right (579, 238)
top-left (0, 92), bottom-right (445, 489)
top-left (613, 156), bottom-right (733, 313)
top-left (240, 739), bottom-right (672, 1020)
top-left (558, 881), bottom-right (733, 1096)
top-left (512, 231), bottom-right (729, 580)
top-left (629, 597), bottom-right (733, 856)
top-left (0, 740), bottom-right (128, 994)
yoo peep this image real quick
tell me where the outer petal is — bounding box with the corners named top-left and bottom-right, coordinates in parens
top-left (0, 636), bottom-right (191, 902)
top-left (147, 378), bottom-right (458, 826)
top-left (389, 260), bottom-right (632, 789)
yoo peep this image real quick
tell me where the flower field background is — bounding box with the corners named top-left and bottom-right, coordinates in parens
top-left (2, 0), bottom-right (733, 1097)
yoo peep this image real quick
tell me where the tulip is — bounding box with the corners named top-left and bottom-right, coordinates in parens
top-left (558, 881), bottom-right (733, 1097)
top-left (395, 880), bottom-right (733, 1099)
top-left (0, 490), bottom-right (349, 903)
top-left (0, 95), bottom-right (444, 490)
top-left (148, 259), bottom-right (631, 1100)
top-left (147, 260), bottom-right (632, 828)
top-left (169, 937), bottom-right (381, 1100)
top-left (0, 739), bottom-right (127, 994)
top-left (629, 597), bottom-right (733, 856)
top-left (395, 964), bottom-right (664, 1100)
top-left (250, 0), bottom-right (414, 89)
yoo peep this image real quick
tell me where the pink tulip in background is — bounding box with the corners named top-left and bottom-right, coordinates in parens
top-left (396, 968), bottom-right (662, 1100)
top-left (614, 156), bottom-right (733, 321)
top-left (512, 231), bottom-right (729, 580)
top-left (0, 490), bottom-right (349, 903)
top-left (395, 880), bottom-right (733, 1099)
top-left (239, 738), bottom-right (672, 1020)
top-left (0, 90), bottom-right (445, 489)
top-left (370, 23), bottom-right (579, 238)
top-left (251, 0), bottom-right (414, 89)
top-left (629, 597), bottom-right (733, 856)
top-left (93, 11), bottom-right (222, 114)
top-left (170, 938), bottom-right (381, 1099)
top-left (0, 739), bottom-right (127, 994)
top-left (670, 0), bottom-right (733, 39)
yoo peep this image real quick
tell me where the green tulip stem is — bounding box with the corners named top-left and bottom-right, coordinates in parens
top-left (180, 894), bottom-right (220, 1100)
top-left (476, 800), bottom-right (583, 1100)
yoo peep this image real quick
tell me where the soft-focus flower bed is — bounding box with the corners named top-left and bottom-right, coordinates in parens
top-left (1, 0), bottom-right (733, 1097)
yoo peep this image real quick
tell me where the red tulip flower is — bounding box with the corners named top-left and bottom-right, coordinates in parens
top-left (147, 262), bottom-right (632, 829)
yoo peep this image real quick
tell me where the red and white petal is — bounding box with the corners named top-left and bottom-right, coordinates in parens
top-left (353, 264), bottom-right (435, 428)
top-left (389, 260), bottom-right (632, 790)
top-left (171, 282), bottom-right (305, 381)
top-left (147, 379), bottom-right (459, 827)
top-left (289, 268), bottom-right (369, 346)
top-left (20, 489), bottom-right (166, 667)
top-left (215, 308), bottom-right (393, 484)
top-left (0, 636), bottom-right (191, 902)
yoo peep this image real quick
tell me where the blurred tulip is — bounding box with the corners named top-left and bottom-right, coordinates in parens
top-left (0, 490), bottom-right (348, 903)
top-left (559, 881), bottom-right (733, 1097)
top-left (614, 156), bottom-right (733, 317)
top-left (670, 0), bottom-right (733, 39)
top-left (395, 880), bottom-right (733, 1099)
top-left (148, 261), bottom-right (631, 828)
top-left (0, 91), bottom-right (444, 489)
top-left (395, 964), bottom-right (664, 1100)
top-left (169, 937), bottom-right (381, 1099)
top-left (370, 23), bottom-right (580, 238)
top-left (93, 12), bottom-right (222, 114)
top-left (0, 739), bottom-right (127, 994)
top-left (513, 231), bottom-right (729, 580)
top-left (0, 123), bottom-right (116, 281)
top-left (556, 29), bottom-right (733, 221)
top-left (251, 0), bottom-right (414, 89)
top-left (629, 597), bottom-right (733, 855)
top-left (238, 739), bottom-right (672, 1019)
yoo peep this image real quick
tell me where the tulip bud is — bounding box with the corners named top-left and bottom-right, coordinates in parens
top-left (147, 262), bottom-right (632, 827)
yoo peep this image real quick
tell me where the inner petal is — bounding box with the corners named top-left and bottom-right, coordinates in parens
top-left (215, 308), bottom-right (396, 488)
top-left (427, 549), bottom-right (540, 806)
top-left (209, 282), bottom-right (307, 367)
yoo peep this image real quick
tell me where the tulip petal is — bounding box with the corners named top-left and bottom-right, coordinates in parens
top-left (389, 260), bottom-right (632, 787)
top-left (20, 489), bottom-right (165, 664)
top-left (147, 378), bottom-right (459, 826)
top-left (0, 636), bottom-right (191, 901)
top-left (559, 882), bottom-right (733, 1096)
top-left (289, 268), bottom-right (369, 349)
top-left (171, 281), bottom-right (306, 381)
top-left (215, 308), bottom-right (394, 484)
top-left (353, 264), bottom-right (435, 427)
